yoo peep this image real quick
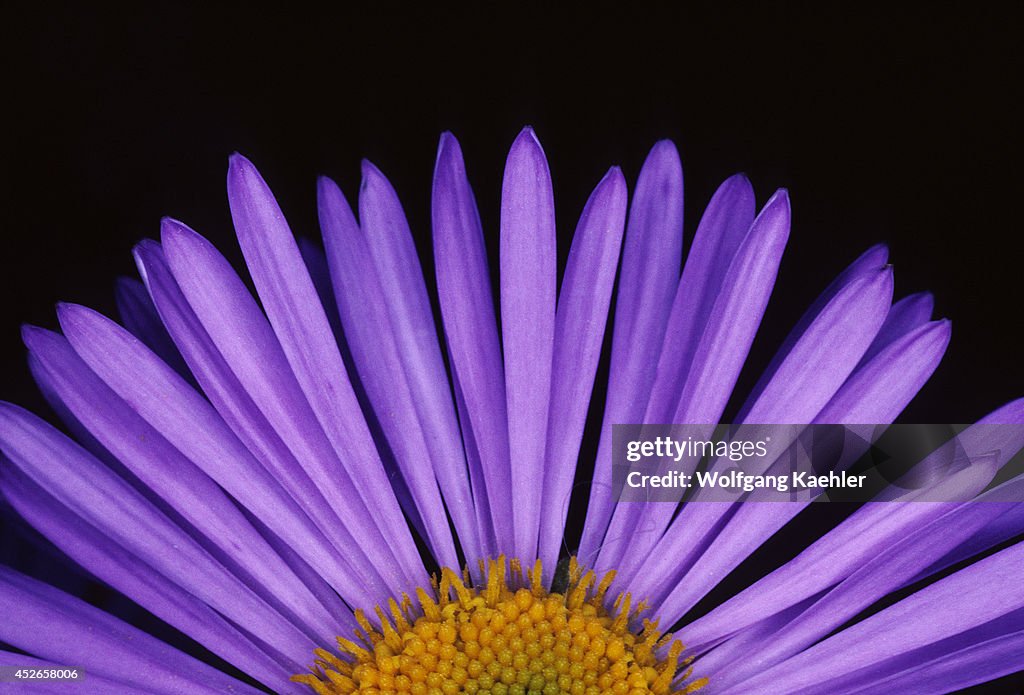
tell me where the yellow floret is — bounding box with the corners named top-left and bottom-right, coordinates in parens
top-left (293, 557), bottom-right (706, 695)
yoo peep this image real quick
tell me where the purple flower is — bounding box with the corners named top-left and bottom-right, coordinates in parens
top-left (1, 128), bottom-right (1022, 694)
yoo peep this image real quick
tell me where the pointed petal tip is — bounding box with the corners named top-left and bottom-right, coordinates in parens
top-left (20, 324), bottom-right (54, 350)
top-left (132, 238), bottom-right (162, 259)
top-left (226, 153), bottom-right (272, 205)
top-left (159, 219), bottom-right (209, 254)
top-left (316, 174), bottom-right (336, 194)
top-left (227, 151), bottom-right (255, 172)
top-left (758, 188), bottom-right (791, 225)
top-left (435, 132), bottom-right (468, 175)
top-left (510, 125), bottom-right (545, 156)
top-left (635, 140), bottom-right (683, 197)
top-left (360, 158), bottom-right (381, 179)
top-left (227, 153), bottom-right (258, 189)
top-left (159, 216), bottom-right (191, 237)
top-left (132, 240), bottom-right (164, 283)
top-left (316, 174), bottom-right (349, 208)
top-left (54, 302), bottom-right (92, 332)
top-left (437, 131), bottom-right (463, 157)
top-left (647, 139), bottom-right (682, 165)
top-left (359, 159), bottom-right (392, 194)
top-left (603, 165), bottom-right (626, 188)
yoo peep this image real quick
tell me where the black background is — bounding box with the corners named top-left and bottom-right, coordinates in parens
top-left (2, 3), bottom-right (1023, 692)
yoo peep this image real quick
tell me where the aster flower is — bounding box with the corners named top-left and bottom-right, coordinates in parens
top-left (1, 127), bottom-right (1022, 695)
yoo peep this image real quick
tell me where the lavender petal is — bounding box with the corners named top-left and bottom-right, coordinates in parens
top-left (718, 542), bottom-right (1024, 694)
top-left (578, 140), bottom-right (684, 562)
top-left (677, 401), bottom-right (1024, 649)
top-left (538, 166), bottom-right (627, 574)
top-left (114, 276), bottom-right (191, 379)
top-left (432, 132), bottom-right (508, 554)
top-left (160, 219), bottom-right (423, 593)
top-left (227, 155), bottom-right (425, 586)
top-left (857, 291), bottom-right (934, 366)
top-left (643, 174), bottom-right (755, 424)
top-left (320, 172), bottom-right (459, 569)
top-left (500, 128), bottom-right (557, 562)
top-left (23, 326), bottom-right (340, 643)
top-left (598, 189), bottom-right (790, 574)
top-left (0, 567), bottom-right (263, 694)
top-left (0, 405), bottom-right (315, 664)
top-left (58, 280), bottom-right (387, 610)
top-left (704, 474), bottom-right (1024, 691)
top-left (738, 243), bottom-right (889, 414)
top-left (0, 466), bottom-right (302, 688)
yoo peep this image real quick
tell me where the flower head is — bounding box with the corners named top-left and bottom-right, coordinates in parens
top-left (1, 128), bottom-right (1022, 694)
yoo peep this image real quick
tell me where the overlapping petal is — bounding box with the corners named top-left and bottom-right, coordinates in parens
top-left (0, 133), bottom-right (1020, 695)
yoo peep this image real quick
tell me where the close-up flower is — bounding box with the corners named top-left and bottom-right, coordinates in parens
top-left (1, 127), bottom-right (1022, 694)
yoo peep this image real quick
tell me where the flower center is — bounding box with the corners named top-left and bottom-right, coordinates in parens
top-left (294, 557), bottom-right (706, 695)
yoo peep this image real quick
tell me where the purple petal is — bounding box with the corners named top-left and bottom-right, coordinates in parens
top-left (160, 217), bottom-right (423, 593)
top-left (500, 128), bottom-right (557, 562)
top-left (27, 352), bottom-right (134, 480)
top-left (857, 291), bottom-right (934, 367)
top-left (538, 166), bottom-right (627, 574)
top-left (0, 403), bottom-right (316, 664)
top-left (59, 274), bottom-right (387, 610)
top-left (356, 161), bottom-right (482, 563)
top-left (615, 260), bottom-right (894, 599)
top-left (817, 319), bottom-right (950, 423)
top-left (643, 173), bottom-right (756, 424)
top-left (597, 189), bottom-right (790, 573)
top-left (432, 132), bottom-right (508, 555)
top-left (0, 567), bottom-right (263, 694)
top-left (296, 237), bottom-right (345, 344)
top-left (22, 325), bottom-right (341, 644)
top-left (653, 240), bottom-right (906, 555)
top-left (678, 406), bottom-right (1024, 649)
top-left (0, 466), bottom-right (301, 689)
top-left (593, 175), bottom-right (752, 581)
top-left (741, 265), bottom-right (894, 424)
top-left (703, 473), bottom-right (1024, 691)
top-left (837, 627), bottom-right (1024, 695)
top-left (316, 178), bottom-right (429, 546)
top-left (319, 171), bottom-right (459, 569)
top-left (672, 188), bottom-right (792, 423)
top-left (720, 541), bottom-right (1024, 694)
top-left (645, 319), bottom-right (952, 638)
top-left (693, 599), bottom-right (817, 693)
top-left (226, 154), bottom-right (425, 585)
top-left (114, 276), bottom-right (191, 379)
top-left (925, 475), bottom-right (1024, 577)
top-left (579, 140), bottom-right (684, 562)
top-left (646, 320), bottom-right (947, 617)
top-left (738, 243), bottom-right (889, 413)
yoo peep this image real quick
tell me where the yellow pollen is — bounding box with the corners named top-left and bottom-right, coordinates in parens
top-left (294, 556), bottom-right (707, 695)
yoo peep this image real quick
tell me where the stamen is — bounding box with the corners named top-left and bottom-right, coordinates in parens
top-left (295, 556), bottom-right (707, 695)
